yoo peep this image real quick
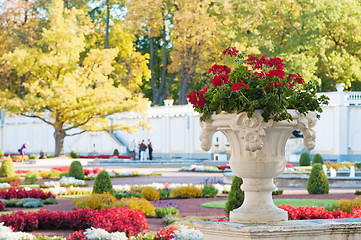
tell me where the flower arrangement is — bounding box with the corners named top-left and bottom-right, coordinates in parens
top-left (188, 47), bottom-right (329, 122)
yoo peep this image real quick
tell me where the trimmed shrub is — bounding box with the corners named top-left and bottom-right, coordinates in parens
top-left (171, 185), bottom-right (202, 199)
top-left (299, 152), bottom-right (311, 166)
top-left (202, 184), bottom-right (219, 198)
top-left (141, 187), bottom-right (160, 201)
top-left (307, 163), bottom-right (329, 194)
top-left (312, 153), bottom-right (324, 165)
top-left (155, 207), bottom-right (179, 218)
top-left (70, 150), bottom-right (78, 159)
top-left (68, 161), bottom-right (85, 180)
top-left (225, 176), bottom-right (244, 215)
top-left (92, 171), bottom-right (113, 194)
top-left (73, 193), bottom-right (117, 210)
top-left (0, 150), bottom-right (4, 158)
top-left (113, 149), bottom-right (119, 155)
top-left (0, 156), bottom-right (15, 177)
top-left (25, 171), bottom-right (39, 184)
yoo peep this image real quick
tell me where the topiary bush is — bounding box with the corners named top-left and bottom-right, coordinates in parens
top-left (225, 176), bottom-right (244, 216)
top-left (312, 153), bottom-right (324, 165)
top-left (68, 161), bottom-right (85, 180)
top-left (141, 186), bottom-right (160, 201)
top-left (0, 156), bottom-right (15, 177)
top-left (299, 152), bottom-right (311, 166)
top-left (70, 150), bottom-right (78, 159)
top-left (113, 149), bottom-right (119, 155)
top-left (0, 150), bottom-right (4, 158)
top-left (92, 171), bottom-right (113, 194)
top-left (307, 163), bottom-right (329, 194)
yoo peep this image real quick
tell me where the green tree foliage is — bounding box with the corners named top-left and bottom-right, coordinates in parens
top-left (307, 163), bottom-right (329, 194)
top-left (0, 156), bottom-right (15, 177)
top-left (0, 0), bottom-right (150, 156)
top-left (312, 153), bottom-right (324, 165)
top-left (222, 0), bottom-right (361, 92)
top-left (93, 171), bottom-right (113, 194)
top-left (68, 161), bottom-right (85, 180)
top-left (225, 176), bottom-right (244, 216)
top-left (299, 152), bottom-right (311, 166)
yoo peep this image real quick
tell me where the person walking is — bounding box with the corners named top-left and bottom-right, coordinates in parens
top-left (129, 140), bottom-right (137, 160)
top-left (147, 139), bottom-right (153, 160)
top-left (139, 140), bottom-right (147, 161)
top-left (18, 141), bottom-right (29, 162)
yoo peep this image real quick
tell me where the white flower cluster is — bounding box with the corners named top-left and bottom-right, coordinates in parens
top-left (0, 222), bottom-right (35, 240)
top-left (0, 183), bottom-right (10, 188)
top-left (173, 225), bottom-right (203, 240)
top-left (48, 186), bottom-right (67, 195)
top-left (84, 227), bottom-right (128, 240)
top-left (113, 182), bottom-right (231, 193)
top-left (59, 176), bottom-right (85, 185)
top-left (43, 181), bottom-right (61, 188)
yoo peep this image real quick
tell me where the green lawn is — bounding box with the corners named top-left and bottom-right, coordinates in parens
top-left (201, 199), bottom-right (338, 209)
top-left (0, 209), bottom-right (38, 215)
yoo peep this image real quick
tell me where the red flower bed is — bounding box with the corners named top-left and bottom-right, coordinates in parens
top-left (83, 168), bottom-right (104, 175)
top-left (0, 188), bottom-right (55, 200)
top-left (278, 205), bottom-right (361, 220)
top-left (0, 201), bottom-right (5, 211)
top-left (153, 226), bottom-right (179, 240)
top-left (0, 208), bottom-right (147, 237)
top-left (15, 170), bottom-right (31, 174)
top-left (216, 165), bottom-right (230, 171)
top-left (51, 166), bottom-right (70, 172)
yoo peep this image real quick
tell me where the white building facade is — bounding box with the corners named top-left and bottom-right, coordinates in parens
top-left (1, 87), bottom-right (361, 162)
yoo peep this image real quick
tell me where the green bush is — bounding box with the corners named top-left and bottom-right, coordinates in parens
top-left (43, 197), bottom-right (58, 205)
top-left (25, 174), bottom-right (38, 184)
top-left (299, 152), bottom-right (311, 166)
top-left (155, 207), bottom-right (179, 218)
top-left (70, 150), bottom-right (78, 159)
top-left (113, 149), bottom-right (119, 155)
top-left (92, 171), bottom-right (113, 194)
top-left (202, 184), bottom-right (219, 198)
top-left (29, 155), bottom-right (37, 159)
top-left (225, 176), bottom-right (244, 216)
top-left (0, 156), bottom-right (15, 177)
top-left (159, 189), bottom-right (171, 199)
top-left (73, 192), bottom-right (117, 210)
top-left (114, 191), bottom-right (142, 199)
top-left (68, 161), bottom-right (85, 180)
top-left (0, 150), bottom-right (4, 158)
top-left (307, 163), bottom-right (329, 194)
top-left (312, 153), bottom-right (324, 165)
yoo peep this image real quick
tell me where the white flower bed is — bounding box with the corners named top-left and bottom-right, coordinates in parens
top-left (48, 186), bottom-right (67, 195)
top-left (43, 181), bottom-right (61, 188)
top-left (0, 222), bottom-right (35, 240)
top-left (59, 176), bottom-right (85, 185)
top-left (173, 225), bottom-right (203, 240)
top-left (180, 165), bottom-right (222, 172)
top-left (0, 183), bottom-right (10, 188)
top-left (84, 227), bottom-right (127, 240)
top-left (113, 182), bottom-right (231, 193)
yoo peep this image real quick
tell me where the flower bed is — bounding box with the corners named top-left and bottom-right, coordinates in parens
top-left (0, 208), bottom-right (147, 237)
top-left (77, 154), bottom-right (131, 159)
top-left (0, 188), bottom-right (55, 200)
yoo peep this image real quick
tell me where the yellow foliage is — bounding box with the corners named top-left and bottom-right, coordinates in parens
top-left (73, 192), bottom-right (117, 210)
top-left (337, 197), bottom-right (361, 213)
top-left (114, 197), bottom-right (155, 216)
top-left (141, 187), bottom-right (160, 201)
top-left (171, 185), bottom-right (202, 199)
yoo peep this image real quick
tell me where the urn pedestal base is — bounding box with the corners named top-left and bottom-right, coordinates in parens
top-left (196, 219), bottom-right (361, 240)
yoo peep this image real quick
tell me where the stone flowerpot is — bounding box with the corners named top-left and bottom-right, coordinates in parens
top-left (200, 110), bottom-right (317, 224)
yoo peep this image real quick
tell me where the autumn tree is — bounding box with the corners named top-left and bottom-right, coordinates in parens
top-left (0, 0), bottom-right (150, 156)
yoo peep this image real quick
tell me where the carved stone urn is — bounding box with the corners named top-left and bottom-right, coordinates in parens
top-left (200, 110), bottom-right (317, 224)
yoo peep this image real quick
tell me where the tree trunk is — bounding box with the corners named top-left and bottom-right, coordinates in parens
top-left (178, 71), bottom-right (189, 105)
top-left (20, 75), bottom-right (25, 99)
top-left (105, 0), bottom-right (110, 49)
top-left (54, 129), bottom-right (66, 157)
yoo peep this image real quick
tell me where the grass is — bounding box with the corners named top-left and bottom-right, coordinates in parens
top-left (201, 199), bottom-right (338, 209)
top-left (59, 195), bottom-right (88, 199)
top-left (0, 209), bottom-right (38, 215)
